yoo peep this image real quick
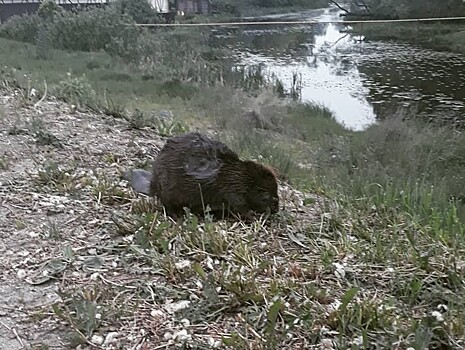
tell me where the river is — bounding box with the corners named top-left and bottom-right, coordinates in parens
top-left (210, 5), bottom-right (465, 131)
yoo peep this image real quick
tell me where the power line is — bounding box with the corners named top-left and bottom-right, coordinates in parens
top-left (133, 16), bottom-right (465, 27)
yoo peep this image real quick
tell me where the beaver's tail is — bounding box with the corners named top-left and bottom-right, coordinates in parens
top-left (122, 169), bottom-right (152, 195)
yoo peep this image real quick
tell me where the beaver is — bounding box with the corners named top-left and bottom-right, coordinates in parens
top-left (124, 132), bottom-right (279, 220)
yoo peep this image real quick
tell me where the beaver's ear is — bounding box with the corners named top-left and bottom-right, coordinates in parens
top-left (122, 169), bottom-right (152, 195)
top-left (265, 165), bottom-right (280, 179)
top-left (183, 156), bottom-right (221, 180)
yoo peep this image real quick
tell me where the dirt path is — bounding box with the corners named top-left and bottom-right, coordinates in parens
top-left (0, 91), bottom-right (167, 349)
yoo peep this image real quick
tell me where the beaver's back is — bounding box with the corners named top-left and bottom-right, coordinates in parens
top-left (149, 132), bottom-right (246, 216)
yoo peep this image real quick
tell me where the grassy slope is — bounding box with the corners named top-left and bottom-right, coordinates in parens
top-left (1, 35), bottom-right (465, 348)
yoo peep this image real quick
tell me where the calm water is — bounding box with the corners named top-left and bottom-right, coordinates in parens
top-left (211, 6), bottom-right (465, 130)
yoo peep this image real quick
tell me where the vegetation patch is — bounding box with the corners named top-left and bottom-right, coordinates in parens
top-left (341, 0), bottom-right (465, 53)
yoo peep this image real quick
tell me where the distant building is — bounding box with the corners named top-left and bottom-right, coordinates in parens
top-left (175, 0), bottom-right (211, 15)
top-left (149, 0), bottom-right (169, 13)
top-left (0, 0), bottom-right (211, 24)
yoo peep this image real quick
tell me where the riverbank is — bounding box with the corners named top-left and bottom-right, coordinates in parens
top-left (2, 67), bottom-right (465, 348)
top-left (350, 21), bottom-right (465, 54)
top-left (1, 5), bottom-right (465, 348)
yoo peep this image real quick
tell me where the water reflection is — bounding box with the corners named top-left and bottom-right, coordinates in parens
top-left (358, 42), bottom-right (465, 123)
top-left (211, 6), bottom-right (465, 130)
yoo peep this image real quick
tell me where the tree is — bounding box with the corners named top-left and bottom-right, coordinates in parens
top-left (330, 0), bottom-right (465, 19)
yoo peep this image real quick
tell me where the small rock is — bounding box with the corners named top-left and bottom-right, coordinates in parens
top-left (205, 256), bottom-right (214, 270)
top-left (103, 331), bottom-right (119, 346)
top-left (207, 337), bottom-right (222, 348)
top-left (437, 304), bottom-right (448, 312)
top-left (175, 260), bottom-right (191, 269)
top-left (173, 329), bottom-right (190, 342)
top-left (17, 269), bottom-right (27, 279)
top-left (165, 300), bottom-right (190, 314)
top-left (91, 334), bottom-right (104, 345)
top-left (180, 318), bottom-right (190, 327)
top-left (333, 262), bottom-right (346, 279)
top-left (431, 310), bottom-right (444, 322)
top-left (320, 338), bottom-right (334, 350)
top-left (150, 309), bottom-right (164, 317)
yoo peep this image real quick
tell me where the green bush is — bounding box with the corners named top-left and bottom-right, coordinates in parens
top-left (0, 14), bottom-right (41, 44)
top-left (37, 0), bottom-right (63, 20)
top-left (48, 7), bottom-right (136, 52)
top-left (112, 0), bottom-right (159, 24)
top-left (362, 0), bottom-right (465, 19)
top-left (253, 0), bottom-right (328, 8)
top-left (56, 72), bottom-right (96, 106)
top-left (0, 0), bottom-right (156, 54)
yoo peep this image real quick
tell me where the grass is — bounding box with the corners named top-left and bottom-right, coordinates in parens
top-left (0, 37), bottom-right (175, 110)
top-left (351, 22), bottom-right (465, 54)
top-left (438, 29), bottom-right (465, 54)
top-left (1, 13), bottom-right (465, 348)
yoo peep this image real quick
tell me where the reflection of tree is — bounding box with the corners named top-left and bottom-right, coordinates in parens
top-left (328, 0), bottom-right (371, 16)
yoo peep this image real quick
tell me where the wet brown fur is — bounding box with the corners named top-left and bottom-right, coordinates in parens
top-left (148, 132), bottom-right (279, 219)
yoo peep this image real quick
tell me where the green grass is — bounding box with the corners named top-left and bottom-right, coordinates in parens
top-left (439, 29), bottom-right (465, 54)
top-left (0, 37), bottom-right (186, 114)
top-left (351, 22), bottom-right (465, 54)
